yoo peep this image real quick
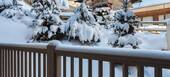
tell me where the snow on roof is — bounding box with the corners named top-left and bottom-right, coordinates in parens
top-left (132, 0), bottom-right (170, 8)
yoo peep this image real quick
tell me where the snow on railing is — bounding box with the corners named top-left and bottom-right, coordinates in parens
top-left (52, 41), bottom-right (170, 59)
top-left (1, 42), bottom-right (170, 77)
top-left (0, 43), bottom-right (47, 49)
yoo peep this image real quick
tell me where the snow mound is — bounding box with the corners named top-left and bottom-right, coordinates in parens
top-left (0, 16), bottom-right (31, 43)
top-left (137, 32), bottom-right (167, 50)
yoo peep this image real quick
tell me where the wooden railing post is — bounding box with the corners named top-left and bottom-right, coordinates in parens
top-left (47, 43), bottom-right (56, 77)
top-left (47, 43), bottom-right (62, 77)
top-left (166, 21), bottom-right (170, 50)
top-left (0, 48), bottom-right (1, 77)
top-left (56, 55), bottom-right (62, 77)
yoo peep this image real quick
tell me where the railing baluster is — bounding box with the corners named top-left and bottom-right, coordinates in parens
top-left (10, 50), bottom-right (12, 77)
top-left (9, 50), bottom-right (11, 77)
top-left (4, 49), bottom-right (6, 77)
top-left (29, 52), bottom-right (32, 77)
top-left (88, 59), bottom-right (92, 77)
top-left (25, 52), bottom-right (27, 77)
top-left (6, 49), bottom-right (9, 77)
top-left (17, 50), bottom-right (20, 77)
top-left (7, 49), bottom-right (10, 77)
top-left (0, 49), bottom-right (1, 77)
top-left (123, 64), bottom-right (128, 77)
top-left (110, 61), bottom-right (115, 77)
top-left (63, 56), bottom-right (66, 77)
top-left (71, 57), bottom-right (74, 77)
top-left (79, 58), bottom-right (83, 77)
top-left (99, 61), bottom-right (103, 77)
top-left (21, 51), bottom-right (23, 77)
top-left (0, 49), bottom-right (4, 77)
top-left (43, 53), bottom-right (46, 77)
top-left (33, 52), bottom-right (36, 77)
top-left (155, 66), bottom-right (162, 77)
top-left (2, 49), bottom-right (4, 77)
top-left (14, 50), bottom-right (16, 77)
top-left (38, 53), bottom-right (41, 77)
top-left (3, 49), bottom-right (5, 77)
top-left (56, 55), bottom-right (61, 77)
top-left (137, 65), bottom-right (144, 77)
top-left (11, 50), bottom-right (13, 77)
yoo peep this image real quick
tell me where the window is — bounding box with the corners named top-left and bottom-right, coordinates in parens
top-left (159, 15), bottom-right (164, 21)
top-left (166, 14), bottom-right (170, 19)
top-left (143, 16), bottom-right (153, 21)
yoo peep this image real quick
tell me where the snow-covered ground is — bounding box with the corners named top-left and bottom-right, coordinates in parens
top-left (0, 15), bottom-right (167, 50)
top-left (137, 32), bottom-right (167, 50)
top-left (0, 16), bottom-right (32, 43)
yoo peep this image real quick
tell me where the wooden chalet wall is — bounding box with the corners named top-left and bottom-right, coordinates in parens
top-left (133, 2), bottom-right (170, 21)
top-left (24, 0), bottom-right (32, 4)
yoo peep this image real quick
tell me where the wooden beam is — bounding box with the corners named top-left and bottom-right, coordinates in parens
top-left (135, 8), bottom-right (170, 17)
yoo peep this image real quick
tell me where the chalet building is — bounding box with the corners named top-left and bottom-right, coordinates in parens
top-left (87, 0), bottom-right (141, 9)
top-left (23, 0), bottom-right (141, 10)
top-left (133, 2), bottom-right (170, 21)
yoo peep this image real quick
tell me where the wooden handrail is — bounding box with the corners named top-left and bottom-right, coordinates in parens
top-left (140, 21), bottom-right (167, 25)
top-left (55, 44), bottom-right (170, 60)
top-left (0, 43), bottom-right (47, 49)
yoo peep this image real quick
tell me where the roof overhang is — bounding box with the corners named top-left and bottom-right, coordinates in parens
top-left (132, 2), bottom-right (170, 17)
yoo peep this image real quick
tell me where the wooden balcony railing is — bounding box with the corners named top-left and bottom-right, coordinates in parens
top-left (137, 21), bottom-right (167, 32)
top-left (139, 21), bottom-right (170, 50)
top-left (0, 43), bottom-right (170, 77)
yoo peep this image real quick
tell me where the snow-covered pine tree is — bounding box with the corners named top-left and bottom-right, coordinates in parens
top-left (0, 0), bottom-right (14, 12)
top-left (31, 0), bottom-right (65, 42)
top-left (110, 0), bottom-right (141, 49)
top-left (92, 2), bottom-right (114, 28)
top-left (0, 0), bottom-right (29, 19)
top-left (61, 3), bottom-right (102, 44)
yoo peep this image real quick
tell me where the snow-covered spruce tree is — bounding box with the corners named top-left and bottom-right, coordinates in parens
top-left (0, 1), bottom-right (30, 20)
top-left (0, 0), bottom-right (14, 12)
top-left (92, 2), bottom-right (114, 28)
top-left (110, 0), bottom-right (141, 49)
top-left (61, 3), bottom-right (102, 44)
top-left (31, 0), bottom-right (65, 42)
